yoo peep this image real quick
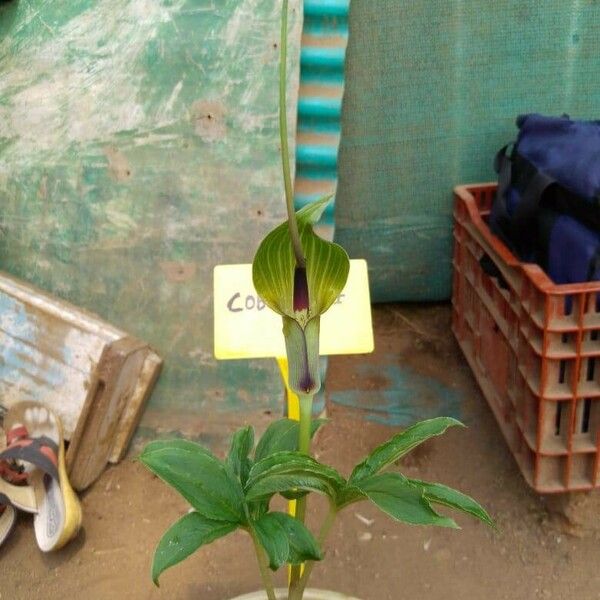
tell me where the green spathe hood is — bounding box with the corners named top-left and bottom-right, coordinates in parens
top-left (252, 196), bottom-right (349, 395)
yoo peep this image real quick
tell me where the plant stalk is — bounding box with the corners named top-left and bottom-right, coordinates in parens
top-left (288, 393), bottom-right (314, 594)
top-left (295, 502), bottom-right (338, 598)
top-left (279, 0), bottom-right (305, 267)
top-left (250, 529), bottom-right (278, 600)
top-left (297, 393), bottom-right (313, 455)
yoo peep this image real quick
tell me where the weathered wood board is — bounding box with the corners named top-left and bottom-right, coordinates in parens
top-left (0, 1), bottom-right (303, 451)
top-left (0, 271), bottom-right (162, 490)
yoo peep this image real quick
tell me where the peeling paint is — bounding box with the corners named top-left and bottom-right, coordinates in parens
top-left (190, 100), bottom-right (227, 143)
top-left (104, 146), bottom-right (132, 182)
top-left (0, 0), bottom-right (302, 427)
top-left (159, 261), bottom-right (197, 283)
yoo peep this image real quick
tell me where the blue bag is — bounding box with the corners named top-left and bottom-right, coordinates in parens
top-left (536, 210), bottom-right (600, 286)
top-left (491, 114), bottom-right (600, 262)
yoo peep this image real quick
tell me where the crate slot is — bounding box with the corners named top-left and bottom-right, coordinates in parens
top-left (582, 292), bottom-right (600, 329)
top-left (544, 358), bottom-right (578, 399)
top-left (547, 294), bottom-right (582, 331)
top-left (570, 398), bottom-right (599, 453)
top-left (578, 357), bottom-right (600, 399)
top-left (586, 359), bottom-right (596, 383)
top-left (536, 398), bottom-right (570, 454)
top-left (581, 329), bottom-right (600, 356)
top-left (582, 398), bottom-right (592, 433)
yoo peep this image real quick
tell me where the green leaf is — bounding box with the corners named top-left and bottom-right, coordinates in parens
top-left (252, 196), bottom-right (350, 320)
top-left (151, 511), bottom-right (237, 585)
top-left (248, 498), bottom-right (270, 521)
top-left (333, 483), bottom-right (366, 510)
top-left (254, 419), bottom-right (327, 463)
top-left (280, 489), bottom-right (309, 501)
top-left (252, 512), bottom-right (323, 570)
top-left (301, 212), bottom-right (350, 320)
top-left (245, 451), bottom-right (345, 503)
top-left (253, 513), bottom-right (289, 570)
top-left (408, 479), bottom-right (495, 528)
top-left (350, 417), bottom-right (464, 484)
top-left (296, 194), bottom-right (333, 224)
top-left (142, 438), bottom-right (213, 456)
top-left (269, 512), bottom-right (322, 565)
top-left (226, 426), bottom-right (254, 485)
top-left (246, 470), bottom-right (337, 503)
top-left (140, 440), bottom-right (245, 523)
top-left (356, 473), bottom-right (458, 529)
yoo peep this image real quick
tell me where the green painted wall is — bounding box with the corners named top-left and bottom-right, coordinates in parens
top-left (337, 0), bottom-right (600, 302)
top-left (0, 0), bottom-right (302, 445)
top-left (8, 1), bottom-right (599, 441)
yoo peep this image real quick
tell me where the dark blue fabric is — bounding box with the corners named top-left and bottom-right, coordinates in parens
top-left (547, 214), bottom-right (600, 284)
top-left (516, 114), bottom-right (600, 202)
top-left (491, 114), bottom-right (600, 265)
top-left (506, 187), bottom-right (520, 216)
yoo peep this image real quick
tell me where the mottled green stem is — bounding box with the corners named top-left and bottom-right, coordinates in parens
top-left (288, 393), bottom-right (313, 595)
top-left (280, 0), bottom-right (305, 267)
top-left (297, 394), bottom-right (313, 455)
top-left (250, 528), bottom-right (277, 600)
top-left (294, 502), bottom-right (338, 599)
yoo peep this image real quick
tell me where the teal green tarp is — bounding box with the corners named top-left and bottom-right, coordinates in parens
top-left (336, 0), bottom-right (600, 301)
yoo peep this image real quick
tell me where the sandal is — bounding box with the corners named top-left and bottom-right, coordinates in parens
top-left (0, 425), bottom-right (38, 513)
top-left (0, 469), bottom-right (38, 514)
top-left (2, 403), bottom-right (82, 551)
top-left (0, 425), bottom-right (35, 548)
top-left (0, 494), bottom-right (16, 548)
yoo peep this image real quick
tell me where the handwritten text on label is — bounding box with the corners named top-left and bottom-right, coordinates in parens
top-left (226, 293), bottom-right (346, 313)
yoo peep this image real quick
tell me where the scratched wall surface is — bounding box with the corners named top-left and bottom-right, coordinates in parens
top-left (336, 0), bottom-right (600, 302)
top-left (0, 0), bottom-right (302, 445)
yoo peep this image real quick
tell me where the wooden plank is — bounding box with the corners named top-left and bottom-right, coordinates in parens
top-left (109, 351), bottom-right (163, 464)
top-left (68, 338), bottom-right (149, 490)
top-left (0, 271), bottom-right (162, 490)
top-left (0, 329), bottom-right (92, 436)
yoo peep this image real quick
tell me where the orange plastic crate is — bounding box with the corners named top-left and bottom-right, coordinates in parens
top-left (452, 183), bottom-right (600, 493)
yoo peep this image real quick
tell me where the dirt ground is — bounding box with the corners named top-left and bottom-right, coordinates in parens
top-left (2, 304), bottom-right (600, 600)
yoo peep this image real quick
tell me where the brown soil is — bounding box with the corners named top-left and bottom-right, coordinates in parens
top-left (1, 304), bottom-right (599, 600)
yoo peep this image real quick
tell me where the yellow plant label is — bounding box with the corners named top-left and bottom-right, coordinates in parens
top-left (214, 259), bottom-right (374, 359)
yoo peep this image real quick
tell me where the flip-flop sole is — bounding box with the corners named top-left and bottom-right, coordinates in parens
top-left (5, 402), bottom-right (82, 551)
top-left (0, 477), bottom-right (37, 513)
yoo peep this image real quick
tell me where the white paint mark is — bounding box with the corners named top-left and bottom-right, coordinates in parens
top-left (163, 80), bottom-right (184, 116)
top-left (131, 133), bottom-right (180, 148)
top-left (188, 347), bottom-right (215, 366)
top-left (105, 205), bottom-right (139, 232)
